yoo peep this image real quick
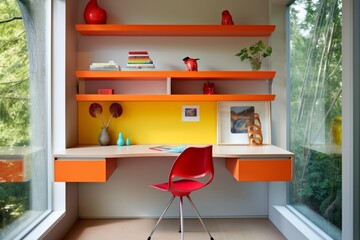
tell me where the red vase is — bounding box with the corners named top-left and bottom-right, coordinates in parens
top-left (221, 10), bottom-right (234, 25)
top-left (84, 0), bottom-right (107, 24)
top-left (203, 81), bottom-right (215, 94)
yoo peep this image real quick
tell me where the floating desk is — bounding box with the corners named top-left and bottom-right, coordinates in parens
top-left (54, 144), bottom-right (294, 182)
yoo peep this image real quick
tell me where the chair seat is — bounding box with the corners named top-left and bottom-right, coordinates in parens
top-left (150, 179), bottom-right (206, 196)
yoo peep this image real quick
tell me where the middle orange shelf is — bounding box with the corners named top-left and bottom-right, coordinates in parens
top-left (75, 71), bottom-right (276, 80)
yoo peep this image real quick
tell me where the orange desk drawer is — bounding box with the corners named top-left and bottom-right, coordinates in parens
top-left (225, 158), bottom-right (293, 182)
top-left (55, 158), bottom-right (117, 182)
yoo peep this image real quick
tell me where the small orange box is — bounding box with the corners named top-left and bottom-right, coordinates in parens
top-left (54, 158), bottom-right (117, 182)
top-left (97, 89), bottom-right (114, 94)
top-left (225, 158), bottom-right (293, 182)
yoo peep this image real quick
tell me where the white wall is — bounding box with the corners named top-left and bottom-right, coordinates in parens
top-left (40, 1), bottom-right (79, 239)
top-left (79, 158), bottom-right (268, 218)
top-left (76, 0), bottom-right (272, 72)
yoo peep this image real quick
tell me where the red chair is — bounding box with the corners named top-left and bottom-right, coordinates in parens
top-left (147, 145), bottom-right (214, 240)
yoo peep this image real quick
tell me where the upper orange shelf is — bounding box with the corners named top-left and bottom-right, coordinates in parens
top-left (75, 24), bottom-right (276, 37)
top-left (76, 71), bottom-right (276, 80)
top-left (76, 94), bottom-right (276, 102)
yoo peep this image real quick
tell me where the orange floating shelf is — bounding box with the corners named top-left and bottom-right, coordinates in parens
top-left (76, 94), bottom-right (276, 102)
top-left (76, 24), bottom-right (276, 37)
top-left (76, 71), bottom-right (276, 81)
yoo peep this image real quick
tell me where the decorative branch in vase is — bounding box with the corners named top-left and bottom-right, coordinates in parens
top-left (89, 102), bottom-right (123, 146)
top-left (235, 40), bottom-right (272, 71)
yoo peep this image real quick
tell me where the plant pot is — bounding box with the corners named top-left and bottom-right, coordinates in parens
top-left (84, 0), bottom-right (107, 24)
top-left (250, 59), bottom-right (262, 71)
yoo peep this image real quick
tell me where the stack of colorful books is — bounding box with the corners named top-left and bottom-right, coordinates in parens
top-left (124, 51), bottom-right (155, 70)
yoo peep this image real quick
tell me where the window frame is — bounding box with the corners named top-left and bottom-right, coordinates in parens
top-left (3, 1), bottom-right (54, 239)
top-left (270, 0), bottom-right (354, 239)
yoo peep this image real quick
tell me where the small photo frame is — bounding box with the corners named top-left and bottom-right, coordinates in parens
top-left (182, 105), bottom-right (200, 122)
top-left (217, 101), bottom-right (271, 144)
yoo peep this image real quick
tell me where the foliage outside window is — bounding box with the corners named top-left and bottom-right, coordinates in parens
top-left (0, 0), bottom-right (50, 239)
top-left (288, 0), bottom-right (342, 239)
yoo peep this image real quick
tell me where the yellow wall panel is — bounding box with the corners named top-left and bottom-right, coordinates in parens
top-left (78, 102), bottom-right (217, 145)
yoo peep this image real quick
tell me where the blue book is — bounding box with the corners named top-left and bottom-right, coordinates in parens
top-left (150, 145), bottom-right (187, 153)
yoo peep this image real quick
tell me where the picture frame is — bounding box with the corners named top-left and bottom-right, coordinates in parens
top-left (217, 101), bottom-right (271, 144)
top-left (182, 105), bottom-right (200, 122)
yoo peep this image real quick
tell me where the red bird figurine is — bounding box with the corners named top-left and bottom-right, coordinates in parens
top-left (222, 10), bottom-right (234, 25)
top-left (183, 57), bottom-right (199, 71)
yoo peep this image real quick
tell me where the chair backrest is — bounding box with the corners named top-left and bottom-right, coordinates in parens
top-left (168, 145), bottom-right (214, 192)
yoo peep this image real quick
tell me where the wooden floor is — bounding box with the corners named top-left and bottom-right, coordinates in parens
top-left (63, 218), bottom-right (286, 240)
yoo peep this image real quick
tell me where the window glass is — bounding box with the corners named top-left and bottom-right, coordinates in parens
top-left (0, 1), bottom-right (50, 239)
top-left (288, 0), bottom-right (342, 239)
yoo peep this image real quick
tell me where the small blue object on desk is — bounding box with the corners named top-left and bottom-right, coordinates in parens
top-left (117, 132), bottom-right (125, 146)
top-left (163, 145), bottom-right (187, 153)
top-left (150, 145), bottom-right (187, 153)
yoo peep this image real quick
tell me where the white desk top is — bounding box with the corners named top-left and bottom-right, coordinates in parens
top-left (53, 144), bottom-right (294, 159)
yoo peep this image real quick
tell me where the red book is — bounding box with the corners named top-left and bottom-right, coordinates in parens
top-left (98, 89), bottom-right (114, 94)
top-left (128, 51), bottom-right (148, 55)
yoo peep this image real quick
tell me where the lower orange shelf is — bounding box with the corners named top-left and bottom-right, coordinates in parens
top-left (55, 158), bottom-right (117, 182)
top-left (225, 158), bottom-right (293, 182)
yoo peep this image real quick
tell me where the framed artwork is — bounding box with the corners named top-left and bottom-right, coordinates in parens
top-left (217, 101), bottom-right (271, 144)
top-left (182, 105), bottom-right (200, 122)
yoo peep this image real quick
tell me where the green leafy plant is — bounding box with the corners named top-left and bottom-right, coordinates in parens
top-left (235, 40), bottom-right (272, 70)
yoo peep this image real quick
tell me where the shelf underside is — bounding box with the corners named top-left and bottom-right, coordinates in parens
top-left (76, 94), bottom-right (276, 102)
top-left (76, 24), bottom-right (276, 37)
top-left (76, 71), bottom-right (276, 80)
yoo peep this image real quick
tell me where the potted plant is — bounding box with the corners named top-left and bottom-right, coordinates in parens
top-left (235, 40), bottom-right (272, 71)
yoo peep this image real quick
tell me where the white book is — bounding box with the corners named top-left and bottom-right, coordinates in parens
top-left (122, 67), bottom-right (156, 71)
top-left (91, 61), bottom-right (118, 66)
top-left (90, 61), bottom-right (120, 71)
top-left (126, 63), bottom-right (155, 68)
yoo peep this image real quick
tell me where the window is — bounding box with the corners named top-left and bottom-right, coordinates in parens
top-left (0, 1), bottom-right (51, 239)
top-left (288, 0), bottom-right (342, 239)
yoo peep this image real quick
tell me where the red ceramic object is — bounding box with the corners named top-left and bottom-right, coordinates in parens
top-left (203, 81), bottom-right (215, 94)
top-left (84, 0), bottom-right (107, 24)
top-left (183, 57), bottom-right (199, 71)
top-left (221, 10), bottom-right (234, 25)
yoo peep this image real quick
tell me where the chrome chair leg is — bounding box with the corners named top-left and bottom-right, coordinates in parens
top-left (147, 195), bottom-right (176, 240)
top-left (179, 200), bottom-right (182, 233)
top-left (186, 196), bottom-right (214, 240)
top-left (179, 196), bottom-right (184, 240)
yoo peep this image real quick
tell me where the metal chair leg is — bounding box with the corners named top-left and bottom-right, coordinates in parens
top-left (179, 200), bottom-right (182, 233)
top-left (186, 196), bottom-right (214, 240)
top-left (179, 196), bottom-right (184, 240)
top-left (147, 195), bottom-right (176, 240)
